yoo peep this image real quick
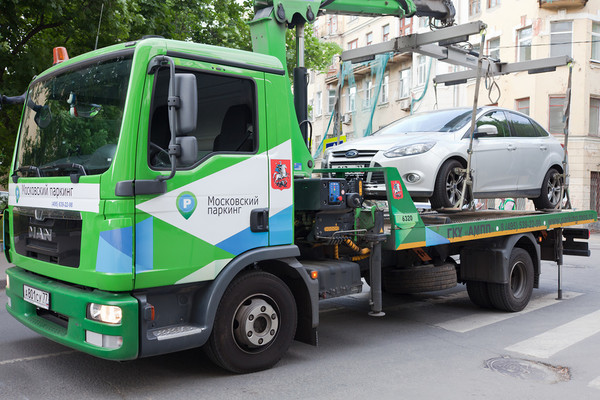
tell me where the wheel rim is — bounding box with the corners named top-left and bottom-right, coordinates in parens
top-left (232, 295), bottom-right (279, 353)
top-left (546, 172), bottom-right (563, 206)
top-left (445, 167), bottom-right (464, 206)
top-left (510, 261), bottom-right (527, 299)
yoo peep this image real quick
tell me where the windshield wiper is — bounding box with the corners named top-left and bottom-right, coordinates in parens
top-left (11, 165), bottom-right (41, 183)
top-left (40, 163), bottom-right (87, 183)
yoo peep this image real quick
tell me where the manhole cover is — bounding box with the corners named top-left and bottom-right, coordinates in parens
top-left (485, 357), bottom-right (570, 384)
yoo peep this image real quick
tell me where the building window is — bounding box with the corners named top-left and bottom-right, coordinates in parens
top-left (516, 98), bottom-right (530, 115)
top-left (315, 91), bottom-right (322, 117)
top-left (328, 90), bottom-right (336, 114)
top-left (380, 74), bottom-right (389, 104)
top-left (517, 26), bottom-right (532, 61)
top-left (488, 37), bottom-right (500, 60)
top-left (364, 80), bottom-right (373, 109)
top-left (592, 22), bottom-right (600, 61)
top-left (550, 21), bottom-right (572, 58)
top-left (417, 56), bottom-right (427, 86)
top-left (347, 86), bottom-right (356, 112)
top-left (399, 17), bottom-right (413, 36)
top-left (488, 0), bottom-right (500, 8)
top-left (419, 17), bottom-right (428, 28)
top-left (469, 0), bottom-right (481, 16)
top-left (349, 15), bottom-right (358, 23)
top-left (366, 32), bottom-right (373, 46)
top-left (592, 172), bottom-right (600, 214)
top-left (548, 95), bottom-right (565, 134)
top-left (348, 39), bottom-right (358, 50)
top-left (399, 68), bottom-right (411, 98)
top-left (590, 97), bottom-right (600, 136)
top-left (328, 15), bottom-right (337, 35)
top-left (382, 25), bottom-right (390, 42)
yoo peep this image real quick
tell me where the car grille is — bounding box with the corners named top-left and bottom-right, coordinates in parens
top-left (13, 207), bottom-right (82, 268)
top-left (328, 150), bottom-right (385, 184)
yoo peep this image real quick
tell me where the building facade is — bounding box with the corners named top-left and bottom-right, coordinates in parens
top-left (308, 0), bottom-right (600, 215)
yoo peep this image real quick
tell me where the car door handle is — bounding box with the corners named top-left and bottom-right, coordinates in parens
top-left (540, 145), bottom-right (548, 151)
top-left (507, 144), bottom-right (517, 151)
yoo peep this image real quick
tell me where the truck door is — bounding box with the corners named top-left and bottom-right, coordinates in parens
top-left (132, 56), bottom-right (269, 288)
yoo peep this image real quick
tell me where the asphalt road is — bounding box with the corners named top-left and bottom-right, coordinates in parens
top-left (1, 235), bottom-right (600, 399)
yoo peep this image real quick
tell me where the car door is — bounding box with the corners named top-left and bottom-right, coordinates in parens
top-left (506, 111), bottom-right (550, 191)
top-left (470, 110), bottom-right (517, 194)
top-left (132, 56), bottom-right (269, 289)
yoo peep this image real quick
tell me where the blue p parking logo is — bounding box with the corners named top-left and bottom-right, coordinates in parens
top-left (177, 191), bottom-right (197, 220)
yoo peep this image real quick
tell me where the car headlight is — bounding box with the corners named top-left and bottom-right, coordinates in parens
top-left (383, 142), bottom-right (436, 158)
top-left (88, 303), bottom-right (122, 324)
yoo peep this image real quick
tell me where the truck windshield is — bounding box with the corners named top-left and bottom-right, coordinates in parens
top-left (14, 54), bottom-right (132, 178)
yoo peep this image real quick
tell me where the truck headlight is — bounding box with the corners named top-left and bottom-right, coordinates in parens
top-left (383, 142), bottom-right (435, 158)
top-left (88, 303), bottom-right (122, 324)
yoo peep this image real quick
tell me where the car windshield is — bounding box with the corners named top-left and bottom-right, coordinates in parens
top-left (14, 54), bottom-right (132, 178)
top-left (375, 109), bottom-right (474, 135)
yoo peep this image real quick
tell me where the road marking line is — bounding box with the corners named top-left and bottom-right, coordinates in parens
top-left (436, 292), bottom-right (582, 333)
top-left (505, 309), bottom-right (600, 359)
top-left (0, 350), bottom-right (76, 366)
top-left (589, 376), bottom-right (600, 390)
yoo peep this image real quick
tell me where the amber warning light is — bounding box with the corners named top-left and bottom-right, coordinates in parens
top-left (53, 47), bottom-right (69, 65)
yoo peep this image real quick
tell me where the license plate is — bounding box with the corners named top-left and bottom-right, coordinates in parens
top-left (335, 164), bottom-right (363, 169)
top-left (23, 285), bottom-right (50, 310)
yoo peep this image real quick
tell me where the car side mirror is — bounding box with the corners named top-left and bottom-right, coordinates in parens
top-left (474, 124), bottom-right (498, 138)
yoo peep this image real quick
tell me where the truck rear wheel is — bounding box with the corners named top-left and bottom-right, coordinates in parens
top-left (466, 281), bottom-right (492, 308)
top-left (487, 248), bottom-right (533, 312)
top-left (205, 271), bottom-right (297, 373)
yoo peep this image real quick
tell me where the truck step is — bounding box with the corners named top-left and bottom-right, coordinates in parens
top-left (150, 325), bottom-right (205, 341)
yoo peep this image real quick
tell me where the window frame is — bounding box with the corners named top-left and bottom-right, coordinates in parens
top-left (592, 22), bottom-right (600, 62)
top-left (550, 20), bottom-right (573, 58)
top-left (515, 97), bottom-right (530, 116)
top-left (548, 95), bottom-right (566, 134)
top-left (590, 96), bottom-right (600, 136)
top-left (517, 26), bottom-right (533, 62)
top-left (382, 24), bottom-right (390, 42)
top-left (148, 65), bottom-right (260, 171)
top-left (399, 68), bottom-right (411, 99)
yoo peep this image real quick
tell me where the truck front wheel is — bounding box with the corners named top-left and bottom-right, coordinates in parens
top-left (205, 271), bottom-right (297, 373)
top-left (487, 248), bottom-right (534, 312)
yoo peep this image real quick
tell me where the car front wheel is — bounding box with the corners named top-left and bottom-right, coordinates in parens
top-left (430, 159), bottom-right (467, 209)
top-left (533, 168), bottom-right (564, 210)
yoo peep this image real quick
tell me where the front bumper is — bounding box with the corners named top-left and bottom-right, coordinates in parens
top-left (5, 266), bottom-right (139, 360)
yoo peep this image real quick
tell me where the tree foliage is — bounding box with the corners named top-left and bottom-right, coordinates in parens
top-left (0, 0), bottom-right (340, 186)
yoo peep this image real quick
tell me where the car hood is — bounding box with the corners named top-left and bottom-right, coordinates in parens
top-left (333, 131), bottom-right (457, 151)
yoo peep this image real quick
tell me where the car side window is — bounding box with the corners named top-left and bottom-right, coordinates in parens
top-left (507, 112), bottom-right (540, 137)
top-left (148, 68), bottom-right (257, 169)
top-left (531, 119), bottom-right (550, 137)
top-left (474, 110), bottom-right (509, 137)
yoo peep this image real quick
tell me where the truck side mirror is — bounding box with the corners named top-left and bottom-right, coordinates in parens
top-left (169, 73), bottom-right (198, 136)
top-left (176, 136), bottom-right (198, 167)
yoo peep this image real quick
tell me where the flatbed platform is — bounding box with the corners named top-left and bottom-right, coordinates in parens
top-left (389, 208), bottom-right (598, 250)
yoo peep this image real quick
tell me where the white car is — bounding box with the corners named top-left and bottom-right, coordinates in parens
top-left (325, 107), bottom-right (566, 210)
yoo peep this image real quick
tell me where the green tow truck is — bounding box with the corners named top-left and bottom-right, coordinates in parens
top-left (4, 0), bottom-right (597, 373)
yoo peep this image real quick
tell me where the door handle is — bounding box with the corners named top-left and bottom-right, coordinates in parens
top-left (540, 145), bottom-right (548, 151)
top-left (250, 208), bottom-right (269, 232)
top-left (507, 144), bottom-right (516, 151)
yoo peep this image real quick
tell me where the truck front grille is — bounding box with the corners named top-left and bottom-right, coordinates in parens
top-left (13, 207), bottom-right (82, 268)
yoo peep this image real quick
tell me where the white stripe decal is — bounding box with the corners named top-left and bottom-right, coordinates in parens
top-left (505, 309), bottom-right (600, 359)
